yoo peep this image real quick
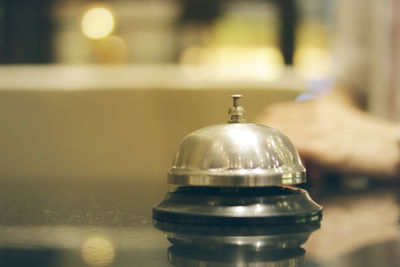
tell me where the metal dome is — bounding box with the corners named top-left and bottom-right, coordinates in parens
top-left (167, 95), bottom-right (306, 187)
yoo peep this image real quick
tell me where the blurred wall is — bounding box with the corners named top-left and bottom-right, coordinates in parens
top-left (0, 65), bottom-right (304, 184)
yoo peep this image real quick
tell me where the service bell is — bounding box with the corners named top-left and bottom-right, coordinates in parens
top-left (153, 95), bottom-right (322, 248)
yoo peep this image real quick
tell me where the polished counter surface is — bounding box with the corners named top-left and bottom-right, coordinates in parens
top-left (0, 178), bottom-right (399, 266)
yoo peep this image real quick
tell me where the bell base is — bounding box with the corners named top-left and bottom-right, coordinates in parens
top-left (153, 186), bottom-right (322, 225)
top-left (153, 186), bottom-right (322, 248)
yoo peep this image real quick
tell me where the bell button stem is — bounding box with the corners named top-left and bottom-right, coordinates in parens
top-left (228, 95), bottom-right (247, 123)
top-left (232, 94), bottom-right (241, 107)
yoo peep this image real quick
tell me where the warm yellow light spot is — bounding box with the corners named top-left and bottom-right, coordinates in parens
top-left (81, 7), bottom-right (115, 39)
top-left (82, 236), bottom-right (115, 266)
top-left (212, 47), bottom-right (284, 80)
top-left (180, 46), bottom-right (284, 81)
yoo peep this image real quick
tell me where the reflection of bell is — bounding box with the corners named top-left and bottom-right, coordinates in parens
top-left (153, 95), bottom-right (322, 248)
top-left (168, 245), bottom-right (306, 267)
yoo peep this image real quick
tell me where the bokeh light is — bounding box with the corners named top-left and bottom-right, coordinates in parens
top-left (82, 236), bottom-right (115, 266)
top-left (81, 7), bottom-right (115, 39)
top-left (180, 46), bottom-right (284, 81)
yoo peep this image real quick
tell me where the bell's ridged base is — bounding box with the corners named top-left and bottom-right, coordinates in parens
top-left (153, 186), bottom-right (322, 248)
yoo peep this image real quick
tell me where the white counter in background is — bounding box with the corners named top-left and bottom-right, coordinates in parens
top-left (0, 65), bottom-right (306, 181)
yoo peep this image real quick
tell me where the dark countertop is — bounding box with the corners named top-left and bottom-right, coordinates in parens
top-left (0, 178), bottom-right (399, 266)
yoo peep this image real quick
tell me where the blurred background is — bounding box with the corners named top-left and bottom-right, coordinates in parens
top-left (2, 3), bottom-right (400, 267)
top-left (0, 0), bottom-right (338, 183)
top-left (0, 0), bottom-right (334, 70)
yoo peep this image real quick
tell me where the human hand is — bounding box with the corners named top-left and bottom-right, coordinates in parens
top-left (255, 92), bottom-right (399, 178)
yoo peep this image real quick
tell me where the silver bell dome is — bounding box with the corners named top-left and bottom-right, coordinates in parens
top-left (168, 95), bottom-right (306, 187)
